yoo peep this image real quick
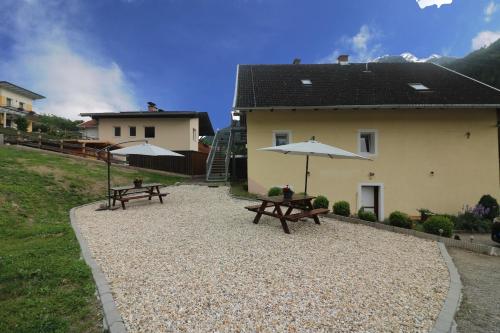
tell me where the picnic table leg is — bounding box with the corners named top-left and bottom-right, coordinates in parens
top-left (119, 190), bottom-right (126, 210)
top-left (274, 204), bottom-right (291, 234)
top-left (253, 201), bottom-right (268, 224)
top-left (306, 200), bottom-right (321, 225)
top-left (156, 186), bottom-right (163, 204)
top-left (148, 187), bottom-right (153, 200)
top-left (112, 190), bottom-right (117, 207)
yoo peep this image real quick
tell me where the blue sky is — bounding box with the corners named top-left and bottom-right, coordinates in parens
top-left (0, 0), bottom-right (499, 130)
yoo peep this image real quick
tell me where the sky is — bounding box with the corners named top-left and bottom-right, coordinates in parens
top-left (0, 0), bottom-right (499, 130)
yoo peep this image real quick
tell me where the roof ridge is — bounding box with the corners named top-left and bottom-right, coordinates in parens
top-left (431, 62), bottom-right (500, 94)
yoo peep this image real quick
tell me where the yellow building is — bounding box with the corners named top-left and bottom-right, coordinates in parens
top-left (0, 81), bottom-right (45, 132)
top-left (80, 102), bottom-right (214, 152)
top-left (232, 59), bottom-right (500, 220)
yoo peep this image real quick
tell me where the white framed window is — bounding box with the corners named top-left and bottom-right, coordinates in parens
top-left (192, 128), bottom-right (197, 141)
top-left (129, 126), bottom-right (136, 137)
top-left (6, 97), bottom-right (12, 106)
top-left (113, 126), bottom-right (121, 137)
top-left (358, 129), bottom-right (377, 156)
top-left (272, 130), bottom-right (292, 146)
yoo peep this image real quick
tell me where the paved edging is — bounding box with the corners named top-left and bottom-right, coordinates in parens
top-left (70, 205), bottom-right (127, 333)
top-left (431, 243), bottom-right (462, 333)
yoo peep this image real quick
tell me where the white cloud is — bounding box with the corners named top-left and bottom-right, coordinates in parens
top-left (318, 25), bottom-right (382, 63)
top-left (416, 0), bottom-right (453, 9)
top-left (471, 30), bottom-right (500, 50)
top-left (484, 1), bottom-right (498, 22)
top-left (0, 0), bottom-right (138, 120)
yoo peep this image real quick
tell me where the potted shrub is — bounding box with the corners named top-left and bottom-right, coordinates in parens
top-left (357, 208), bottom-right (377, 222)
top-left (313, 195), bottom-right (329, 209)
top-left (389, 211), bottom-right (412, 229)
top-left (423, 215), bottom-right (454, 237)
top-left (333, 201), bottom-right (350, 217)
top-left (133, 177), bottom-right (143, 188)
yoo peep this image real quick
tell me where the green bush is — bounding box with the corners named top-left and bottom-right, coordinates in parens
top-left (313, 195), bottom-right (329, 209)
top-left (423, 216), bottom-right (454, 237)
top-left (478, 194), bottom-right (499, 220)
top-left (16, 117), bottom-right (28, 132)
top-left (333, 201), bottom-right (350, 216)
top-left (389, 211), bottom-right (412, 229)
top-left (267, 187), bottom-right (282, 196)
top-left (454, 212), bottom-right (492, 233)
top-left (358, 208), bottom-right (377, 222)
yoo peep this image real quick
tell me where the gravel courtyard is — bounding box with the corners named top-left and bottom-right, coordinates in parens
top-left (75, 185), bottom-right (449, 332)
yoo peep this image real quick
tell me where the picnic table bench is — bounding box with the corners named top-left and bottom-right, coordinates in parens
top-left (111, 183), bottom-right (168, 210)
top-left (245, 194), bottom-right (329, 234)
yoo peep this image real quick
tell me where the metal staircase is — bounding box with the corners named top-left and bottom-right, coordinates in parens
top-left (206, 128), bottom-right (232, 182)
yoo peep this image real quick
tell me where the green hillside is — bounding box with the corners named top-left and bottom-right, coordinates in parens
top-left (446, 39), bottom-right (500, 89)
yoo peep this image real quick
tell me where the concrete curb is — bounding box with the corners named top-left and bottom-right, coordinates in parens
top-left (70, 205), bottom-right (127, 333)
top-left (431, 243), bottom-right (462, 333)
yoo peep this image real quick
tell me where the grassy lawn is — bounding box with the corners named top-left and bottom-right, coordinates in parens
top-left (0, 146), bottom-right (183, 332)
top-left (229, 181), bottom-right (257, 199)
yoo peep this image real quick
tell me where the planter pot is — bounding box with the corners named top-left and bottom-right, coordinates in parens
top-left (133, 180), bottom-right (143, 188)
top-left (283, 191), bottom-right (293, 199)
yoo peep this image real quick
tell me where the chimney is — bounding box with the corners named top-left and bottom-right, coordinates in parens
top-left (147, 102), bottom-right (158, 112)
top-left (292, 58), bottom-right (301, 64)
top-left (337, 55), bottom-right (349, 65)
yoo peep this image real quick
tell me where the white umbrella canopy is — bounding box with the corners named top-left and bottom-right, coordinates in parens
top-left (258, 138), bottom-right (370, 194)
top-left (258, 140), bottom-right (367, 159)
top-left (111, 143), bottom-right (184, 157)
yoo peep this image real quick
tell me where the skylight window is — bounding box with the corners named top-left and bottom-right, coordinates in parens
top-left (408, 83), bottom-right (430, 91)
top-left (301, 79), bottom-right (312, 85)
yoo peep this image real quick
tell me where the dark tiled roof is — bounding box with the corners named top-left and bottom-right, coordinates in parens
top-left (234, 63), bottom-right (500, 109)
top-left (0, 81), bottom-right (45, 100)
top-left (80, 111), bottom-right (214, 136)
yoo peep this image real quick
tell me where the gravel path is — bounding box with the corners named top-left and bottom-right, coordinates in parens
top-left (75, 185), bottom-right (449, 332)
top-left (448, 248), bottom-right (500, 333)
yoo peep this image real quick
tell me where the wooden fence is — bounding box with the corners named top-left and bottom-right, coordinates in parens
top-left (2, 132), bottom-right (121, 163)
top-left (127, 151), bottom-right (208, 175)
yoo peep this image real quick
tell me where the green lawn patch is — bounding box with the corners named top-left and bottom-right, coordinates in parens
top-left (230, 181), bottom-right (257, 199)
top-left (0, 146), bottom-right (182, 332)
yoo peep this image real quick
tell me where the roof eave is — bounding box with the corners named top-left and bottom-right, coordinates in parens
top-left (234, 104), bottom-right (500, 111)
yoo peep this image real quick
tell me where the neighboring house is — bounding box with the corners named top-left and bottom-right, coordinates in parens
top-left (80, 102), bottom-right (214, 152)
top-left (231, 57), bottom-right (500, 220)
top-left (78, 119), bottom-right (98, 139)
top-left (0, 81), bottom-right (45, 132)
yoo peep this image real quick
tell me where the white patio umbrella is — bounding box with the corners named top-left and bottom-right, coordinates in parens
top-left (111, 143), bottom-right (184, 157)
top-left (97, 140), bottom-right (184, 210)
top-left (258, 137), bottom-right (369, 194)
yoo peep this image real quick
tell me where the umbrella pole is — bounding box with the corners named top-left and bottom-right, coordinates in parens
top-left (107, 149), bottom-right (111, 209)
top-left (304, 155), bottom-right (309, 195)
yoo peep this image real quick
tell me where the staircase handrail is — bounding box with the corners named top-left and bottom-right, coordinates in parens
top-left (206, 130), bottom-right (221, 180)
top-left (224, 129), bottom-right (233, 181)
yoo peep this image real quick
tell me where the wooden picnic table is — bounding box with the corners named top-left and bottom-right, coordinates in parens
top-left (111, 183), bottom-right (168, 210)
top-left (245, 194), bottom-right (329, 234)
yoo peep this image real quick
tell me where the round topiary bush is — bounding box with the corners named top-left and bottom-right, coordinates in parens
top-left (423, 215), bottom-right (454, 237)
top-left (313, 195), bottom-right (329, 209)
top-left (358, 208), bottom-right (377, 222)
top-left (389, 211), bottom-right (412, 229)
top-left (333, 201), bottom-right (350, 217)
top-left (478, 194), bottom-right (499, 220)
top-left (267, 187), bottom-right (282, 196)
